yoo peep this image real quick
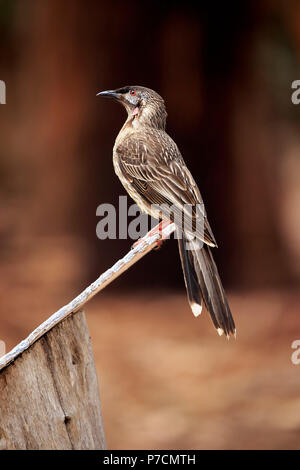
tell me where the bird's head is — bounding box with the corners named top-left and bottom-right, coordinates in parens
top-left (97, 86), bottom-right (167, 129)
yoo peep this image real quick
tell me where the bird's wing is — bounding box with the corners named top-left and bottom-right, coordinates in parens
top-left (115, 131), bottom-right (217, 247)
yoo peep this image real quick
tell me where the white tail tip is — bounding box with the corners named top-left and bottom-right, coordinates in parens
top-left (217, 328), bottom-right (224, 336)
top-left (191, 303), bottom-right (202, 317)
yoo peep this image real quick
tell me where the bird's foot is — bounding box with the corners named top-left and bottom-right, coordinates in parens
top-left (132, 220), bottom-right (171, 250)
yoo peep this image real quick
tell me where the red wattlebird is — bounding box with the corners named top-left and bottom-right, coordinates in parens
top-left (97, 86), bottom-right (235, 338)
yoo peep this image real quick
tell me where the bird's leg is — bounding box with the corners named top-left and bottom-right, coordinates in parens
top-left (132, 219), bottom-right (171, 250)
top-left (154, 219), bottom-right (171, 249)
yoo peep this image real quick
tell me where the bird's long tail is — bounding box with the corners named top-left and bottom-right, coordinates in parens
top-left (177, 229), bottom-right (235, 338)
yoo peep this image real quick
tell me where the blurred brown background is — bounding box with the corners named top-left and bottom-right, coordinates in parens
top-left (1, 0), bottom-right (300, 449)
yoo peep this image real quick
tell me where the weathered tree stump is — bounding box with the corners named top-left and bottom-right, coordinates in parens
top-left (0, 223), bottom-right (175, 450)
top-left (0, 310), bottom-right (106, 450)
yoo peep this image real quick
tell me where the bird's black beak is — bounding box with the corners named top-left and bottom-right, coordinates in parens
top-left (97, 90), bottom-right (121, 100)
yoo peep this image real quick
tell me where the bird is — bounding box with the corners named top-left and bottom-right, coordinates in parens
top-left (97, 86), bottom-right (236, 338)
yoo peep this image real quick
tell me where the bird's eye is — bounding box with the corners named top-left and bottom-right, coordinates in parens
top-left (130, 90), bottom-right (136, 96)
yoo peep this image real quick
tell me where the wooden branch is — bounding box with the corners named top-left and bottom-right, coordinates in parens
top-left (0, 222), bottom-right (175, 371)
top-left (0, 222), bottom-right (175, 449)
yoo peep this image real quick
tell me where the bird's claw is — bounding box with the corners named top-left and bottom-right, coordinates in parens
top-left (131, 220), bottom-right (171, 250)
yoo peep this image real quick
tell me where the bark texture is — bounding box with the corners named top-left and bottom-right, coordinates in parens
top-left (0, 310), bottom-right (106, 450)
